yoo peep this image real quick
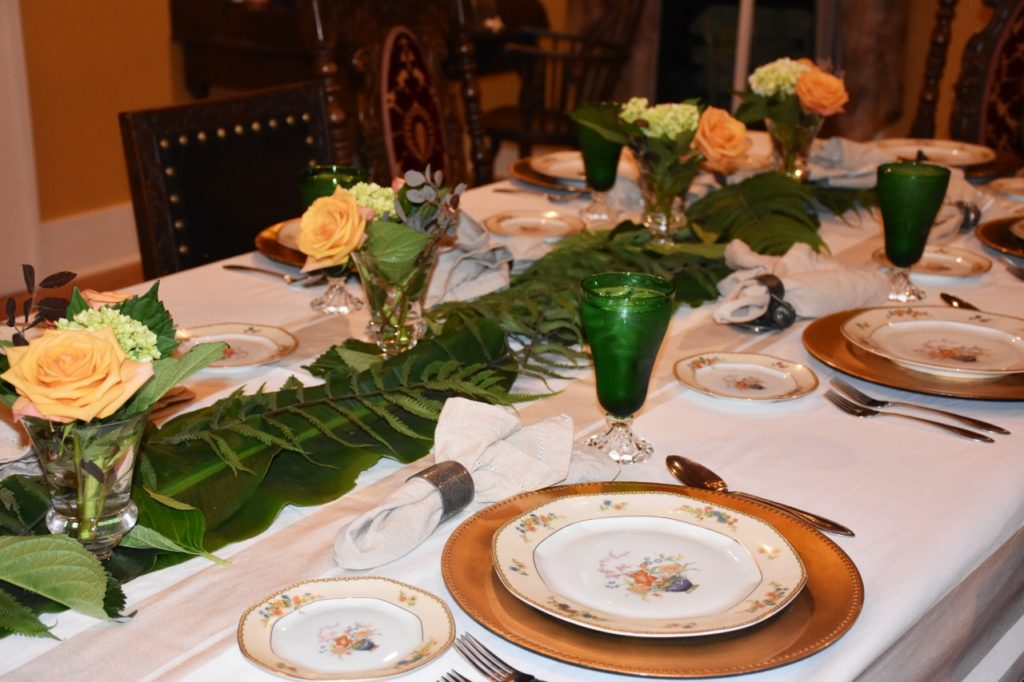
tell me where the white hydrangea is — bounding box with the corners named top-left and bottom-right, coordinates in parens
top-left (57, 307), bottom-right (160, 362)
top-left (347, 182), bottom-right (396, 219)
top-left (619, 97), bottom-right (700, 140)
top-left (748, 58), bottom-right (811, 97)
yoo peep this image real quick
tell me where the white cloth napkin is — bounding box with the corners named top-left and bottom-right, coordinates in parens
top-left (334, 397), bottom-right (620, 569)
top-left (809, 137), bottom-right (896, 188)
top-left (425, 213), bottom-right (513, 307)
top-left (713, 240), bottom-right (889, 323)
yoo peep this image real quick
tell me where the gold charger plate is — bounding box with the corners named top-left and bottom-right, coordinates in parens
top-left (508, 157), bottom-right (590, 195)
top-left (255, 220), bottom-right (305, 268)
top-left (803, 309), bottom-right (1024, 401)
top-left (976, 217), bottom-right (1024, 259)
top-left (442, 481), bottom-right (863, 678)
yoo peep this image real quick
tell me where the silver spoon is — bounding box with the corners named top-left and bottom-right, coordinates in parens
top-left (940, 292), bottom-right (979, 310)
top-left (222, 264), bottom-right (311, 284)
top-left (665, 455), bottom-right (855, 537)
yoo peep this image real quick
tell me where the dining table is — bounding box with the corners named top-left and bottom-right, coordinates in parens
top-left (1, 163), bottom-right (1023, 682)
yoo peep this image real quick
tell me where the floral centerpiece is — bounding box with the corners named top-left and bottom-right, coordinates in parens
top-left (297, 168), bottom-right (465, 357)
top-left (0, 273), bottom-right (224, 558)
top-left (573, 98), bottom-right (750, 244)
top-left (737, 57), bottom-right (849, 181)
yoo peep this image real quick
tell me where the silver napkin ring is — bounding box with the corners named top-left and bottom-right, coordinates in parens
top-left (408, 460), bottom-right (474, 522)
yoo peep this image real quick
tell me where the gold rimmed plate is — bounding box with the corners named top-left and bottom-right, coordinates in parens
top-left (256, 219), bottom-right (305, 268)
top-left (442, 481), bottom-right (863, 678)
top-left (871, 246), bottom-right (991, 277)
top-left (483, 210), bottom-right (586, 238)
top-left (673, 352), bottom-right (818, 401)
top-left (509, 156), bottom-right (590, 194)
top-left (976, 217), bottom-right (1024, 259)
top-left (803, 309), bottom-right (1024, 400)
top-left (238, 577), bottom-right (455, 681)
top-left (176, 323), bottom-right (298, 368)
top-left (867, 138), bottom-right (996, 166)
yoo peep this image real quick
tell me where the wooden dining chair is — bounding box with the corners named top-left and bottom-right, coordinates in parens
top-left (119, 82), bottom-right (333, 279)
top-left (911, 0), bottom-right (1024, 158)
top-left (320, 0), bottom-right (486, 188)
top-left (478, 0), bottom-right (646, 179)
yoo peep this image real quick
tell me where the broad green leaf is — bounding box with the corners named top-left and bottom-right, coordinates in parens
top-left (121, 342), bottom-right (226, 415)
top-left (0, 587), bottom-right (55, 639)
top-left (116, 282), bottom-right (178, 357)
top-left (361, 221), bottom-right (431, 286)
top-left (120, 487), bottom-right (227, 565)
top-left (0, 536), bottom-right (108, 619)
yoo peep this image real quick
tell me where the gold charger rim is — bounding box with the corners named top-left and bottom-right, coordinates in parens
top-left (976, 217), bottom-right (1024, 259)
top-left (255, 220), bottom-right (305, 268)
top-left (802, 309), bottom-right (1024, 401)
top-left (442, 481), bottom-right (864, 678)
top-left (508, 156), bottom-right (591, 194)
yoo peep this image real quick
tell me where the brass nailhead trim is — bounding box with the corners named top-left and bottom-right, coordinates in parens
top-left (286, 115), bottom-right (296, 125)
top-left (217, 128), bottom-right (226, 138)
top-left (164, 167), bottom-right (175, 177)
top-left (301, 112), bottom-right (310, 122)
top-left (305, 136), bottom-right (314, 145)
top-left (251, 121), bottom-right (261, 132)
top-left (234, 124), bottom-right (244, 135)
top-left (178, 244), bottom-right (189, 255)
top-left (178, 134), bottom-right (188, 145)
top-left (173, 220), bottom-right (185, 230)
top-left (197, 131), bottom-right (207, 142)
top-left (159, 139), bottom-right (170, 149)
top-left (268, 118), bottom-right (278, 128)
top-left (169, 194), bottom-right (180, 204)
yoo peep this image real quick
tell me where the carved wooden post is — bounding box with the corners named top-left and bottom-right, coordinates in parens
top-left (300, 0), bottom-right (354, 164)
top-left (909, 0), bottom-right (959, 139)
top-left (453, 0), bottom-right (491, 185)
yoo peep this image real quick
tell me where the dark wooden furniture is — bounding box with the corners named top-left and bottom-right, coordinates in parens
top-left (478, 0), bottom-right (646, 180)
top-left (119, 82), bottom-right (331, 279)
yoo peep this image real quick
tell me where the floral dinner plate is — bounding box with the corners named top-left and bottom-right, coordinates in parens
top-left (483, 210), bottom-right (586, 238)
top-left (238, 577), bottom-right (454, 681)
top-left (673, 352), bottom-right (818, 401)
top-left (867, 138), bottom-right (996, 166)
top-left (840, 306), bottom-right (1024, 379)
top-left (176, 323), bottom-right (298, 368)
top-left (492, 491), bottom-right (806, 638)
top-left (871, 246), bottom-right (992, 277)
top-left (528, 151), bottom-right (588, 187)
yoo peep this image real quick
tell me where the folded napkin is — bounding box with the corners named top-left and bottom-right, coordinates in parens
top-left (809, 137), bottom-right (896, 188)
top-left (713, 240), bottom-right (889, 323)
top-left (424, 214), bottom-right (513, 308)
top-left (334, 397), bottom-right (620, 569)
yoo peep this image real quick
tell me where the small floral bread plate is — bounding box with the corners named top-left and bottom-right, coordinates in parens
top-left (492, 492), bottom-right (806, 638)
top-left (868, 138), bottom-right (996, 166)
top-left (871, 246), bottom-right (991, 277)
top-left (176, 323), bottom-right (298, 368)
top-left (840, 306), bottom-right (1024, 379)
top-left (673, 352), bottom-right (819, 401)
top-left (484, 210), bottom-right (586, 238)
top-left (238, 577), bottom-right (455, 681)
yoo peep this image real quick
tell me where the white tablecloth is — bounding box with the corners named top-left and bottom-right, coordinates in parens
top-left (2, 180), bottom-right (1023, 682)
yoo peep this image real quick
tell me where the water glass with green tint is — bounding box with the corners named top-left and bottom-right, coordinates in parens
top-left (299, 164), bottom-right (371, 207)
top-left (877, 162), bottom-right (950, 302)
top-left (576, 106), bottom-right (623, 226)
top-left (581, 272), bottom-right (674, 464)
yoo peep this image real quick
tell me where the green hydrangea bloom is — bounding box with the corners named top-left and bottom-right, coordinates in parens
top-left (620, 97), bottom-right (699, 140)
top-left (57, 307), bottom-right (160, 362)
top-left (748, 58), bottom-right (811, 97)
top-left (349, 182), bottom-right (396, 219)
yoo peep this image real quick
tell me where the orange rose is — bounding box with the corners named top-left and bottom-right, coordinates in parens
top-left (694, 107), bottom-right (751, 162)
top-left (81, 289), bottom-right (131, 309)
top-left (795, 68), bottom-right (848, 116)
top-left (2, 328), bottom-right (154, 422)
top-left (296, 187), bottom-right (367, 272)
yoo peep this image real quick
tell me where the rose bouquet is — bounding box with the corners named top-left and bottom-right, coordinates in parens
top-left (0, 275), bottom-right (224, 557)
top-left (297, 168), bottom-right (465, 356)
top-left (736, 57), bottom-right (849, 180)
top-left (572, 98), bottom-right (750, 243)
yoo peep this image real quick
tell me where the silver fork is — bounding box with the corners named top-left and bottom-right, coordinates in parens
top-left (454, 633), bottom-right (542, 682)
top-left (830, 378), bottom-right (1010, 435)
top-left (823, 390), bottom-right (994, 443)
top-left (439, 672), bottom-right (473, 682)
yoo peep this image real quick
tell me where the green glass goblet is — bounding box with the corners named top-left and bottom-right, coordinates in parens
top-left (581, 272), bottom-right (674, 464)
top-left (877, 162), bottom-right (951, 302)
top-left (299, 164), bottom-right (371, 207)
top-left (576, 106), bottom-right (623, 226)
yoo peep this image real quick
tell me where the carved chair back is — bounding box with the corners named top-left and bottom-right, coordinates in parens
top-left (120, 82), bottom-right (331, 279)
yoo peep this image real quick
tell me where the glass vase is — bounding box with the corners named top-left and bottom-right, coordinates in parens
top-left (309, 275), bottom-right (364, 315)
top-left (350, 240), bottom-right (442, 358)
top-left (764, 115), bottom-right (823, 181)
top-left (22, 412), bottom-right (149, 559)
top-left (634, 153), bottom-right (688, 246)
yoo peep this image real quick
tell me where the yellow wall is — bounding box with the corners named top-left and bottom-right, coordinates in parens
top-left (20, 0), bottom-right (186, 221)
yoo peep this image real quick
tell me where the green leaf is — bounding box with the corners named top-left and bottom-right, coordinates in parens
top-left (0, 587), bottom-right (56, 639)
top-left (570, 102), bottom-right (630, 145)
top-left (0, 536), bottom-right (108, 619)
top-left (121, 342), bottom-right (226, 415)
top-left (64, 288), bottom-right (91, 320)
top-left (361, 221), bottom-right (431, 286)
top-left (120, 487), bottom-right (227, 565)
top-left (115, 282), bottom-right (178, 357)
